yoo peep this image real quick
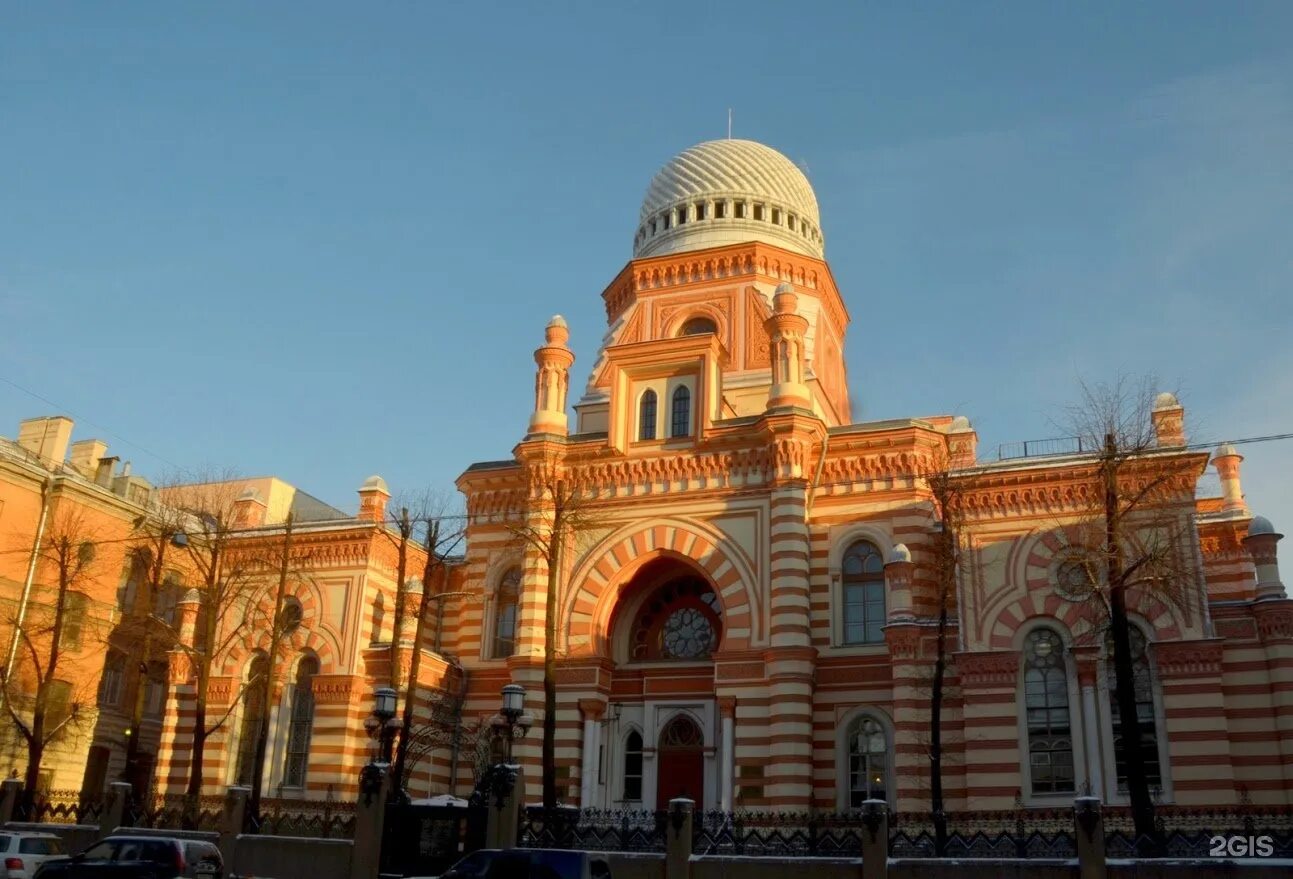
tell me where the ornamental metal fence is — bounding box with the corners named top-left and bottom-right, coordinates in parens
top-left (19, 789), bottom-right (105, 825)
top-left (125, 793), bottom-right (225, 832)
top-left (245, 791), bottom-right (357, 839)
top-left (516, 805), bottom-right (1293, 859)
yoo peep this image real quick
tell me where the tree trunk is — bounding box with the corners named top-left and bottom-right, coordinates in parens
top-left (21, 735), bottom-right (44, 821)
top-left (249, 513), bottom-right (293, 825)
top-left (1103, 434), bottom-right (1156, 843)
top-left (183, 699), bottom-right (207, 829)
top-left (542, 507), bottom-right (563, 811)
top-left (930, 591), bottom-right (949, 856)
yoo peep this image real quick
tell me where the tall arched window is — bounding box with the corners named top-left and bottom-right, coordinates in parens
top-left (842, 541), bottom-right (885, 644)
top-left (622, 730), bottom-right (643, 802)
top-left (370, 595), bottom-right (386, 646)
top-left (670, 386), bottom-right (691, 438)
top-left (279, 597), bottom-right (303, 636)
top-left (97, 650), bottom-right (126, 708)
top-left (493, 568), bottom-right (521, 659)
top-left (639, 390), bottom-right (657, 441)
top-left (235, 654), bottom-right (269, 787)
top-left (1023, 628), bottom-right (1075, 794)
top-left (282, 655), bottom-right (319, 788)
top-left (1108, 626), bottom-right (1162, 790)
top-left (846, 715), bottom-right (888, 807)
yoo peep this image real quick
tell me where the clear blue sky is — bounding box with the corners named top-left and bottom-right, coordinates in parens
top-left (3, 3), bottom-right (1291, 527)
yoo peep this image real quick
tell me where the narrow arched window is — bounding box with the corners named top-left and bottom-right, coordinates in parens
top-left (670, 386), bottom-right (691, 438)
top-left (279, 597), bottom-right (303, 636)
top-left (97, 650), bottom-right (126, 708)
top-left (282, 655), bottom-right (319, 788)
top-left (493, 568), bottom-right (521, 659)
top-left (622, 731), bottom-right (643, 801)
top-left (842, 541), bottom-right (885, 644)
top-left (1108, 626), bottom-right (1161, 791)
top-left (235, 654), bottom-right (269, 787)
top-left (639, 390), bottom-right (657, 441)
top-left (370, 595), bottom-right (386, 646)
top-left (1023, 628), bottom-right (1075, 794)
top-left (847, 715), bottom-right (888, 807)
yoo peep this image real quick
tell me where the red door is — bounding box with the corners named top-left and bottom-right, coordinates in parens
top-left (656, 716), bottom-right (705, 810)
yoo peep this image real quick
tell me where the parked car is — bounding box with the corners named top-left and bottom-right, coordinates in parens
top-left (32, 836), bottom-right (222, 879)
top-left (0, 831), bottom-right (67, 879)
top-left (432, 849), bottom-right (611, 879)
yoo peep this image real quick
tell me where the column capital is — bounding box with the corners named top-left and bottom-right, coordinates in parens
top-left (578, 699), bottom-right (605, 721)
top-left (717, 696), bottom-right (737, 718)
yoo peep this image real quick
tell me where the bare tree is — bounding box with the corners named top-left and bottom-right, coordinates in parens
top-left (0, 508), bottom-right (99, 817)
top-left (922, 456), bottom-right (971, 857)
top-left (389, 494), bottom-right (468, 798)
top-left (119, 475), bottom-right (268, 820)
top-left (1061, 377), bottom-right (1200, 842)
top-left (505, 455), bottom-right (603, 810)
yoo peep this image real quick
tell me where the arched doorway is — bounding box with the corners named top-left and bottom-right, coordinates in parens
top-left (656, 715), bottom-right (704, 809)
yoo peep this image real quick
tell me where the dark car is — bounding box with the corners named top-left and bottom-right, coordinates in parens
top-left (433, 849), bottom-right (611, 879)
top-left (33, 836), bottom-right (222, 879)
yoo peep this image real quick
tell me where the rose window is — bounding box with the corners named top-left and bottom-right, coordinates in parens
top-left (629, 575), bottom-right (722, 661)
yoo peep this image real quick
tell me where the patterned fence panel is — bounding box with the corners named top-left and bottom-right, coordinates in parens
top-left (126, 794), bottom-right (224, 832)
top-left (23, 790), bottom-right (105, 826)
top-left (520, 809), bottom-right (668, 853)
top-left (246, 795), bottom-right (357, 839)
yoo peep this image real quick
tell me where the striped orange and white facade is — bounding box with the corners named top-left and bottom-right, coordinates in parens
top-left (442, 138), bottom-right (1293, 814)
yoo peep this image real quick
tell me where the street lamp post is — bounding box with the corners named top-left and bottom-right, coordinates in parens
top-left (372, 686), bottom-right (398, 764)
top-left (498, 684), bottom-right (528, 763)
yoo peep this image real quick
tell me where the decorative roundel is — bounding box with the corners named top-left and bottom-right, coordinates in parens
top-left (1053, 556), bottom-right (1098, 602)
top-left (661, 607), bottom-right (716, 659)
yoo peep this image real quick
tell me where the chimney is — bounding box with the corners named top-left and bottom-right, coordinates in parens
top-left (69, 439), bottom-right (108, 477)
top-left (95, 456), bottom-right (119, 488)
top-left (234, 489), bottom-right (268, 528)
top-left (17, 416), bottom-right (75, 466)
top-left (357, 475), bottom-right (390, 523)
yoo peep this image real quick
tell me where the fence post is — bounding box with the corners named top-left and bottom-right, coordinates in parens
top-left (860, 799), bottom-right (887, 879)
top-left (0, 778), bottom-right (20, 825)
top-left (665, 798), bottom-right (693, 879)
top-left (98, 782), bottom-right (133, 840)
top-left (350, 765), bottom-right (392, 879)
top-left (484, 765), bottom-right (525, 851)
top-left (219, 786), bottom-right (249, 873)
top-left (1074, 796), bottom-right (1106, 879)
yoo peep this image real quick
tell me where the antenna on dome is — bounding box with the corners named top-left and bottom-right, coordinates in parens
top-left (727, 108), bottom-right (733, 139)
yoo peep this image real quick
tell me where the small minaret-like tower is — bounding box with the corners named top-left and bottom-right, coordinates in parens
top-left (1212, 443), bottom-right (1248, 514)
top-left (357, 475), bottom-right (390, 523)
top-left (764, 283), bottom-right (812, 411)
top-left (1244, 516), bottom-right (1286, 601)
top-left (528, 315), bottom-right (575, 436)
top-left (1151, 392), bottom-right (1186, 447)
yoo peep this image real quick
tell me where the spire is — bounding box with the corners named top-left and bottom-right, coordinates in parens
top-left (528, 316), bottom-right (575, 437)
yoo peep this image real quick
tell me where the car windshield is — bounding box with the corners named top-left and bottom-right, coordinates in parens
top-left (80, 842), bottom-right (116, 860)
top-left (19, 838), bottom-right (65, 855)
top-left (441, 851), bottom-right (494, 878)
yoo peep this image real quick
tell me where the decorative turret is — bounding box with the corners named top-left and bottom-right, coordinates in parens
top-left (1243, 516), bottom-right (1285, 601)
top-left (357, 475), bottom-right (390, 523)
top-left (528, 316), bottom-right (576, 437)
top-left (764, 284), bottom-right (812, 411)
top-left (1211, 443), bottom-right (1247, 514)
top-left (1151, 392), bottom-right (1185, 447)
top-left (948, 416), bottom-right (977, 468)
top-left (884, 543), bottom-right (915, 622)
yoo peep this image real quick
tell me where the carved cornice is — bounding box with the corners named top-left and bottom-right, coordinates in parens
top-left (1153, 639), bottom-right (1224, 678)
top-left (312, 674), bottom-right (364, 705)
top-left (884, 625), bottom-right (922, 660)
top-left (956, 650), bottom-right (1018, 687)
top-left (207, 678), bottom-right (234, 706)
top-left (1254, 602), bottom-right (1293, 643)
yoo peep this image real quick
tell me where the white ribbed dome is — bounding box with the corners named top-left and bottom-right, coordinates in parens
top-left (633, 139), bottom-right (823, 260)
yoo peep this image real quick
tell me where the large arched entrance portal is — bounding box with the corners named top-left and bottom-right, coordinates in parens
top-left (656, 715), bottom-right (705, 809)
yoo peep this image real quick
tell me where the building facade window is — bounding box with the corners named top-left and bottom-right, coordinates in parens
top-left (1023, 628), bottom-right (1075, 795)
top-left (493, 568), bottom-right (521, 658)
top-left (629, 575), bottom-right (721, 661)
top-left (846, 715), bottom-right (888, 807)
top-left (639, 390), bottom-right (657, 441)
top-left (1108, 626), bottom-right (1162, 791)
top-left (680, 316), bottom-right (717, 337)
top-left (670, 386), bottom-right (691, 438)
top-left (235, 654), bottom-right (269, 787)
top-left (97, 649), bottom-right (126, 708)
top-left (282, 655), bottom-right (319, 788)
top-left (622, 730), bottom-right (643, 801)
top-left (59, 593), bottom-right (88, 651)
top-left (841, 540), bottom-right (885, 644)
top-left (279, 597), bottom-right (303, 635)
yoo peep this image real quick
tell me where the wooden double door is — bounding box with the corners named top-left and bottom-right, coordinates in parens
top-left (655, 715), bottom-right (705, 810)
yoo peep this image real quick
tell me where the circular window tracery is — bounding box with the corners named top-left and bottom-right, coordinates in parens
top-left (630, 576), bottom-right (722, 661)
top-left (1054, 556), bottom-right (1098, 602)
